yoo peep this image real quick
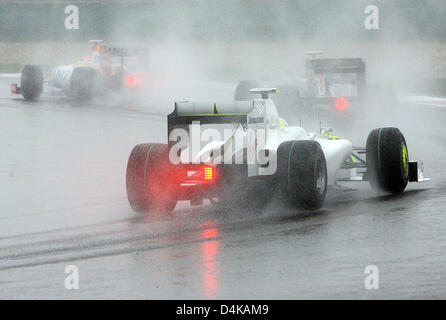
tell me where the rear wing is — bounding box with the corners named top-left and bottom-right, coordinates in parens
top-left (167, 101), bottom-right (261, 146)
top-left (107, 45), bottom-right (129, 57)
top-left (305, 58), bottom-right (367, 97)
top-left (307, 58), bottom-right (366, 74)
top-left (168, 100), bottom-right (252, 130)
top-left (100, 42), bottom-right (148, 67)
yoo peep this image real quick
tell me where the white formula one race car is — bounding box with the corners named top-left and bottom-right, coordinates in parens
top-left (126, 88), bottom-right (428, 214)
top-left (10, 40), bottom-right (142, 101)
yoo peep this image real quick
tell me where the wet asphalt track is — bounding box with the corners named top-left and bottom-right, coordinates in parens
top-left (0, 75), bottom-right (445, 299)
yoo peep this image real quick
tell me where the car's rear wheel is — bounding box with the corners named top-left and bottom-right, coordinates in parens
top-left (126, 143), bottom-right (179, 213)
top-left (271, 85), bottom-right (302, 126)
top-left (366, 127), bottom-right (409, 194)
top-left (276, 140), bottom-right (327, 210)
top-left (364, 83), bottom-right (397, 125)
top-left (234, 80), bottom-right (260, 101)
top-left (110, 68), bottom-right (129, 91)
top-left (21, 65), bottom-right (43, 101)
top-left (70, 67), bottom-right (97, 101)
top-left (217, 149), bottom-right (271, 210)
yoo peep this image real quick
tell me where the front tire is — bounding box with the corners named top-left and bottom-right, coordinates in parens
top-left (276, 140), bottom-right (327, 210)
top-left (21, 65), bottom-right (43, 101)
top-left (126, 143), bottom-right (178, 213)
top-left (366, 127), bottom-right (409, 194)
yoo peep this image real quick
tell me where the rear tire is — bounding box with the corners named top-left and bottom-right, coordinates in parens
top-left (111, 68), bottom-right (128, 91)
top-left (126, 143), bottom-right (178, 213)
top-left (271, 85), bottom-right (302, 126)
top-left (364, 83), bottom-right (397, 125)
top-left (366, 127), bottom-right (409, 194)
top-left (70, 67), bottom-right (97, 101)
top-left (218, 149), bottom-right (271, 210)
top-left (21, 65), bottom-right (43, 101)
top-left (234, 80), bottom-right (260, 101)
top-left (276, 140), bottom-right (327, 210)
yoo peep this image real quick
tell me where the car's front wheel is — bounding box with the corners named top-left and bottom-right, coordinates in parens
top-left (366, 127), bottom-right (409, 194)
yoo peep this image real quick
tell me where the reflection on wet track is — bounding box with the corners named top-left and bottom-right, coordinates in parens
top-left (1, 77), bottom-right (446, 298)
top-left (202, 222), bottom-right (219, 298)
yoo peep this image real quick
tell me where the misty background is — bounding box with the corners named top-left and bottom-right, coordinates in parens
top-left (1, 0), bottom-right (446, 93)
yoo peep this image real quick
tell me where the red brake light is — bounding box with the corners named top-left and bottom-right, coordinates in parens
top-left (127, 74), bottom-right (138, 87)
top-left (334, 97), bottom-right (348, 111)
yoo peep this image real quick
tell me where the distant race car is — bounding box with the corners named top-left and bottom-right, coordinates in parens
top-left (126, 87), bottom-right (428, 214)
top-left (235, 51), bottom-right (396, 120)
top-left (10, 40), bottom-right (143, 101)
top-left (299, 51), bottom-right (397, 117)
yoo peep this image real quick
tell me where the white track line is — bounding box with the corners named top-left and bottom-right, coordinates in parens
top-left (0, 73), bottom-right (20, 78)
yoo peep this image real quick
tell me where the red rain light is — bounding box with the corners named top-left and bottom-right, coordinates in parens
top-left (334, 97), bottom-right (348, 111)
top-left (127, 74), bottom-right (138, 87)
top-left (11, 83), bottom-right (18, 94)
top-left (203, 166), bottom-right (215, 182)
